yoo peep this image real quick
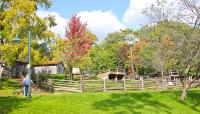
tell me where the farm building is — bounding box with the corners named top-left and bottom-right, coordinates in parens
top-left (33, 61), bottom-right (65, 74)
top-left (14, 61), bottom-right (28, 77)
top-left (98, 69), bottom-right (126, 80)
top-left (169, 70), bottom-right (180, 80)
top-left (0, 61), bottom-right (10, 78)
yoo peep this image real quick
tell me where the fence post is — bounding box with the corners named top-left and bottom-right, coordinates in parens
top-left (163, 78), bottom-right (166, 90)
top-left (176, 78), bottom-right (180, 89)
top-left (123, 79), bottom-right (126, 91)
top-left (103, 78), bottom-right (106, 92)
top-left (80, 76), bottom-right (83, 92)
top-left (162, 78), bottom-right (166, 90)
top-left (49, 79), bottom-right (54, 92)
top-left (165, 78), bottom-right (168, 89)
top-left (155, 79), bottom-right (159, 91)
top-left (140, 77), bottom-right (144, 90)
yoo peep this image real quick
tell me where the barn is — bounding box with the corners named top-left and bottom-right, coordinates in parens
top-left (33, 61), bottom-right (65, 74)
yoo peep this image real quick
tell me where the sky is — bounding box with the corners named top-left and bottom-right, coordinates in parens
top-left (37, 0), bottom-right (156, 42)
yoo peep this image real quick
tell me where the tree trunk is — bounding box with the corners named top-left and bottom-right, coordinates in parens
top-left (130, 51), bottom-right (135, 79)
top-left (180, 74), bottom-right (200, 102)
top-left (134, 64), bottom-right (139, 79)
top-left (161, 70), bottom-right (164, 78)
top-left (180, 87), bottom-right (188, 102)
top-left (131, 63), bottom-right (135, 79)
top-left (69, 67), bottom-right (73, 80)
top-left (180, 77), bottom-right (190, 102)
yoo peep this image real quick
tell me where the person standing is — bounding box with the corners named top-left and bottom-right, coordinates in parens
top-left (22, 74), bottom-right (30, 96)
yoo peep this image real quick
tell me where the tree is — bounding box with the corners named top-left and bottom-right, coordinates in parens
top-left (130, 39), bottom-right (147, 77)
top-left (76, 53), bottom-right (93, 74)
top-left (137, 23), bottom-right (175, 78)
top-left (99, 29), bottom-right (146, 78)
top-left (144, 0), bottom-right (200, 101)
top-left (0, 0), bottom-right (56, 67)
top-left (89, 46), bottom-right (117, 75)
top-left (116, 44), bottom-right (130, 69)
top-left (50, 35), bottom-right (64, 61)
top-left (103, 29), bottom-right (135, 71)
top-left (63, 15), bottom-right (95, 79)
top-left (103, 29), bottom-right (133, 44)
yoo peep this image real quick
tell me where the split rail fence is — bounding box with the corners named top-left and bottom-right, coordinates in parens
top-left (40, 77), bottom-right (200, 92)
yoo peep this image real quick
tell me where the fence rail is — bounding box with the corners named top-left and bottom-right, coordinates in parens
top-left (45, 77), bottom-right (197, 92)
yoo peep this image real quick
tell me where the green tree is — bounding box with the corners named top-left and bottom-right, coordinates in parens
top-left (0, 0), bottom-right (56, 66)
top-left (137, 22), bottom-right (175, 78)
top-left (103, 29), bottom-right (134, 69)
top-left (89, 46), bottom-right (117, 75)
top-left (144, 0), bottom-right (200, 101)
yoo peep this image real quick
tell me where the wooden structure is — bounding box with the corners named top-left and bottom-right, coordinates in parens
top-left (169, 70), bottom-right (179, 80)
top-left (97, 69), bottom-right (126, 81)
top-left (42, 76), bottom-right (199, 93)
top-left (0, 61), bottom-right (10, 78)
top-left (15, 61), bottom-right (28, 77)
top-left (33, 61), bottom-right (65, 74)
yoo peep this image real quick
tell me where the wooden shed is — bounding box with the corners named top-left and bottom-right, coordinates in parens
top-left (97, 69), bottom-right (126, 80)
top-left (33, 61), bottom-right (65, 74)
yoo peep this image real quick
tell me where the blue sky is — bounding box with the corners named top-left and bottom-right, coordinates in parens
top-left (45, 0), bottom-right (129, 20)
top-left (38, 0), bottom-right (156, 42)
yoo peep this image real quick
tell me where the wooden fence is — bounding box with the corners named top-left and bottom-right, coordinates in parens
top-left (43, 77), bottom-right (195, 93)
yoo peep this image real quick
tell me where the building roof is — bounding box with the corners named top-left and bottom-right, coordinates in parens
top-left (16, 60), bottom-right (65, 67)
top-left (34, 61), bottom-right (64, 67)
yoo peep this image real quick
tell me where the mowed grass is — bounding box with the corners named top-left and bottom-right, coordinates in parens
top-left (45, 74), bottom-right (65, 80)
top-left (0, 79), bottom-right (21, 96)
top-left (1, 79), bottom-right (200, 114)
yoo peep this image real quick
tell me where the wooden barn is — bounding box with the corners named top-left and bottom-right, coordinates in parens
top-left (33, 61), bottom-right (65, 74)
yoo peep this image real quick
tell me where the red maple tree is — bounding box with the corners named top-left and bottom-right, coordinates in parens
top-left (63, 15), bottom-right (94, 79)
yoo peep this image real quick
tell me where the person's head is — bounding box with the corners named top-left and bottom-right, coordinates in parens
top-left (25, 74), bottom-right (30, 78)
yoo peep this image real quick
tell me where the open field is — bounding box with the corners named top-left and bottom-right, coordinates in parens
top-left (1, 79), bottom-right (200, 114)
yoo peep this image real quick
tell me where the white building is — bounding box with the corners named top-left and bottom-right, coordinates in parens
top-left (33, 61), bottom-right (65, 74)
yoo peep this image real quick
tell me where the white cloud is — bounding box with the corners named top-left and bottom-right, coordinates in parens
top-left (122, 0), bottom-right (157, 28)
top-left (37, 10), bottom-right (126, 42)
top-left (38, 1), bottom-right (157, 41)
top-left (37, 0), bottom-right (183, 42)
top-left (77, 10), bottom-right (126, 42)
top-left (37, 10), bottom-right (67, 38)
top-left (123, 0), bottom-right (179, 28)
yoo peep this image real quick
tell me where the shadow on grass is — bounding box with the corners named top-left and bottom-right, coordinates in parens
top-left (0, 96), bottom-right (42, 114)
top-left (46, 76), bottom-right (65, 80)
top-left (93, 92), bottom-right (172, 114)
top-left (1, 79), bottom-right (21, 90)
top-left (183, 90), bottom-right (200, 112)
top-left (0, 96), bottom-right (25, 114)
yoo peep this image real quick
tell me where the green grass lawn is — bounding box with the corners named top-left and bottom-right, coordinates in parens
top-left (45, 74), bottom-right (65, 80)
top-left (0, 79), bottom-right (21, 96)
top-left (1, 79), bottom-right (200, 114)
